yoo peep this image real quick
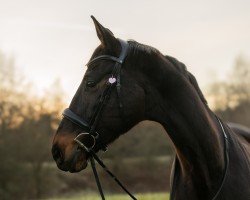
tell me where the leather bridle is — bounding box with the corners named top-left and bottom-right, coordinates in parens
top-left (62, 39), bottom-right (136, 200)
top-left (63, 38), bottom-right (128, 152)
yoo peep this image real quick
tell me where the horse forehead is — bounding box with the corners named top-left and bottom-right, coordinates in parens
top-left (86, 61), bottom-right (114, 77)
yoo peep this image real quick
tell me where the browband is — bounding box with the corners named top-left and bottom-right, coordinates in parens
top-left (86, 39), bottom-right (129, 67)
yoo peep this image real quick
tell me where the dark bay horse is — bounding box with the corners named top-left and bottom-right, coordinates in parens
top-left (52, 17), bottom-right (250, 200)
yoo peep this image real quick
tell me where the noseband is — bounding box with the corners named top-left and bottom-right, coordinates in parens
top-left (62, 39), bottom-right (136, 199)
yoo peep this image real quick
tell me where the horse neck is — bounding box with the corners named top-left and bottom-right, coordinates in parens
top-left (138, 55), bottom-right (225, 195)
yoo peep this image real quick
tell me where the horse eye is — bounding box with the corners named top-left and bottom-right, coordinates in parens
top-left (86, 80), bottom-right (96, 87)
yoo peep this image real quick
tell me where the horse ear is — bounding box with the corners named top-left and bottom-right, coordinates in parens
top-left (91, 16), bottom-right (119, 51)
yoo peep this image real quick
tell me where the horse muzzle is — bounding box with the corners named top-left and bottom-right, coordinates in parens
top-left (52, 141), bottom-right (89, 173)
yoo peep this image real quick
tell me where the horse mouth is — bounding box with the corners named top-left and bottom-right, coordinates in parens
top-left (56, 149), bottom-right (89, 173)
top-left (69, 150), bottom-right (89, 173)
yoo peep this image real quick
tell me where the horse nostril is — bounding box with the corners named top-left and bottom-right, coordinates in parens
top-left (52, 145), bottom-right (64, 165)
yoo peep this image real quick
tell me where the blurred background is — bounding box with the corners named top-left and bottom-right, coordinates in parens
top-left (0, 0), bottom-right (250, 199)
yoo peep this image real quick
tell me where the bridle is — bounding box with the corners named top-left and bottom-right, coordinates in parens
top-left (63, 38), bottom-right (128, 151)
top-left (62, 38), bottom-right (230, 200)
top-left (62, 39), bottom-right (137, 200)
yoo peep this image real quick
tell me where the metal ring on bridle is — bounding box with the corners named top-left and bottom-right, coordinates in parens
top-left (74, 133), bottom-right (96, 152)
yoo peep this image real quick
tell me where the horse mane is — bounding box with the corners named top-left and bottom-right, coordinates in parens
top-left (128, 40), bottom-right (208, 105)
top-left (164, 55), bottom-right (208, 105)
top-left (128, 40), bottom-right (159, 55)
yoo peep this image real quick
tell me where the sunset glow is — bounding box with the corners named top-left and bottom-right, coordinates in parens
top-left (1, 0), bottom-right (250, 103)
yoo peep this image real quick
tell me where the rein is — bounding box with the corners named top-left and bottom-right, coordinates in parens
top-left (211, 116), bottom-right (229, 200)
top-left (62, 39), bottom-right (137, 200)
top-left (75, 137), bottom-right (137, 200)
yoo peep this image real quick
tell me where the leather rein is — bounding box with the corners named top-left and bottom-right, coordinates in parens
top-left (62, 38), bottom-right (230, 200)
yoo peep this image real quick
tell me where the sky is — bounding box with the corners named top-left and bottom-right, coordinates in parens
top-left (0, 0), bottom-right (250, 103)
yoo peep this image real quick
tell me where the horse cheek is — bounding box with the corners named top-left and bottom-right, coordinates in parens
top-left (124, 86), bottom-right (145, 126)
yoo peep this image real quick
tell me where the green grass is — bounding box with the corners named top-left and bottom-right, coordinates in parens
top-left (48, 193), bottom-right (169, 200)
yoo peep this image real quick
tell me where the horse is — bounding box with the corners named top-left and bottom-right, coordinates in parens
top-left (52, 16), bottom-right (250, 200)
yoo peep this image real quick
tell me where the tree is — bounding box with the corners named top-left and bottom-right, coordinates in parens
top-left (208, 55), bottom-right (250, 126)
top-left (0, 50), bottom-right (66, 199)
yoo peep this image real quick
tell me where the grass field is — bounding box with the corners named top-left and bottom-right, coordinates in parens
top-left (48, 193), bottom-right (169, 200)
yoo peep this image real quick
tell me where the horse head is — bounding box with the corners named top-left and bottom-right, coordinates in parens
top-left (51, 16), bottom-right (147, 172)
